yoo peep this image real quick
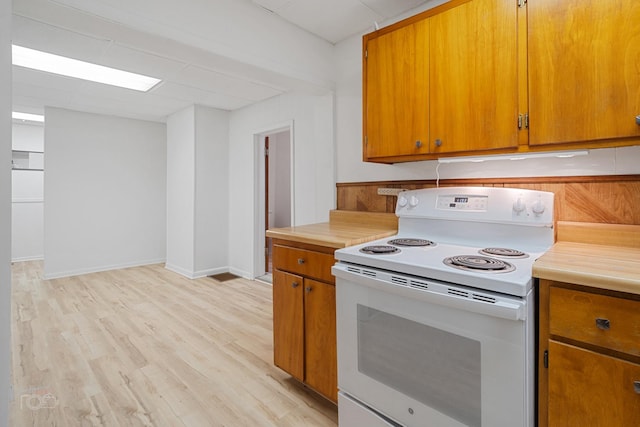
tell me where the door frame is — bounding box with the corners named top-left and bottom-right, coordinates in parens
top-left (253, 120), bottom-right (294, 278)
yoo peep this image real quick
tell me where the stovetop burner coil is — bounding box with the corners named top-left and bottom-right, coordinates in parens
top-left (359, 245), bottom-right (401, 255)
top-left (479, 247), bottom-right (528, 258)
top-left (387, 238), bottom-right (436, 247)
top-left (443, 255), bottom-right (515, 273)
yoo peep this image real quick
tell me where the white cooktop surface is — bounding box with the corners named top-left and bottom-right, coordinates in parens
top-left (335, 234), bottom-right (547, 297)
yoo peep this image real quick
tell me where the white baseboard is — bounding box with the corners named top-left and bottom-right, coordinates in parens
top-left (42, 258), bottom-right (166, 280)
top-left (11, 255), bottom-right (44, 262)
top-left (164, 264), bottom-right (230, 279)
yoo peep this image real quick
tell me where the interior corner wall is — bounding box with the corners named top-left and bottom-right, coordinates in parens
top-left (194, 105), bottom-right (229, 277)
top-left (1, 0), bottom-right (11, 424)
top-left (228, 92), bottom-right (335, 279)
top-left (166, 106), bottom-right (196, 277)
top-left (43, 108), bottom-right (167, 279)
top-left (166, 105), bottom-right (230, 279)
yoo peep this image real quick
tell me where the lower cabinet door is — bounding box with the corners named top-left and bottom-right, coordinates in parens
top-left (548, 340), bottom-right (640, 426)
top-left (273, 269), bottom-right (304, 381)
top-left (304, 279), bottom-right (337, 402)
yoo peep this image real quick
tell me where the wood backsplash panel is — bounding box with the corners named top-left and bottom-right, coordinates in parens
top-left (336, 175), bottom-right (640, 225)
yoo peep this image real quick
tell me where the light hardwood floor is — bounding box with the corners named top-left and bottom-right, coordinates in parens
top-left (10, 261), bottom-right (338, 426)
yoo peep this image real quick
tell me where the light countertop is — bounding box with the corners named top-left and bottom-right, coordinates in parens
top-left (266, 210), bottom-right (398, 249)
top-left (533, 221), bottom-right (640, 295)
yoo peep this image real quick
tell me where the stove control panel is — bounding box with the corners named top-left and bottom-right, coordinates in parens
top-left (396, 187), bottom-right (554, 227)
top-left (436, 195), bottom-right (488, 211)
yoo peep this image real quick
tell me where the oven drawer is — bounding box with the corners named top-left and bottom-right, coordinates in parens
top-left (549, 287), bottom-right (640, 357)
top-left (273, 244), bottom-right (335, 283)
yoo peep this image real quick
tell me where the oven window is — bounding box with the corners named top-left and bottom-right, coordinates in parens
top-left (357, 305), bottom-right (481, 427)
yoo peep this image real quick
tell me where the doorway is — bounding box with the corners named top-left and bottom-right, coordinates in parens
top-left (255, 124), bottom-right (293, 282)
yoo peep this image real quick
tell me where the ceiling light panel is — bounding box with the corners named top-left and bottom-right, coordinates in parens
top-left (12, 45), bottom-right (162, 92)
top-left (12, 112), bottom-right (45, 122)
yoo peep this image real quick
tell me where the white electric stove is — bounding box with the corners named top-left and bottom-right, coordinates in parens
top-left (332, 186), bottom-right (554, 427)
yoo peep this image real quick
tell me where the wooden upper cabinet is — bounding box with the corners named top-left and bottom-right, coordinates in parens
top-left (363, 19), bottom-right (429, 160)
top-left (528, 0), bottom-right (640, 146)
top-left (430, 0), bottom-right (519, 154)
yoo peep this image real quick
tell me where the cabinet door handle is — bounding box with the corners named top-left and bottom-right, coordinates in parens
top-left (305, 286), bottom-right (312, 293)
top-left (636, 115), bottom-right (640, 126)
top-left (634, 381), bottom-right (640, 394)
top-left (595, 318), bottom-right (610, 330)
top-left (297, 258), bottom-right (305, 265)
top-left (434, 138), bottom-right (442, 147)
top-left (415, 140), bottom-right (422, 148)
top-left (291, 282), bottom-right (299, 288)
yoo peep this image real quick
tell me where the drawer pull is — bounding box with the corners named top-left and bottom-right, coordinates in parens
top-left (297, 258), bottom-right (305, 265)
top-left (595, 318), bottom-right (610, 330)
top-left (634, 381), bottom-right (640, 394)
top-left (291, 282), bottom-right (299, 288)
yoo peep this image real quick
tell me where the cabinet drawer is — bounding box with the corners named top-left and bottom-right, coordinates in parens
top-left (550, 287), bottom-right (640, 357)
top-left (272, 245), bottom-right (335, 284)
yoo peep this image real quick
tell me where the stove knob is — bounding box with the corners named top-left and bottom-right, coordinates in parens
top-left (398, 195), bottom-right (408, 208)
top-left (513, 197), bottom-right (526, 215)
top-left (409, 195), bottom-right (419, 208)
top-left (532, 197), bottom-right (546, 216)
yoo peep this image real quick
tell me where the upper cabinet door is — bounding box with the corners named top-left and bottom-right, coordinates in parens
top-left (430, 0), bottom-right (520, 154)
top-left (528, 0), bottom-right (640, 146)
top-left (363, 19), bottom-right (429, 160)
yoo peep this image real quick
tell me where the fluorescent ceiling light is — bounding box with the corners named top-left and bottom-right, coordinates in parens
top-left (12, 45), bottom-right (161, 92)
top-left (437, 150), bottom-right (589, 164)
top-left (12, 112), bottom-right (45, 122)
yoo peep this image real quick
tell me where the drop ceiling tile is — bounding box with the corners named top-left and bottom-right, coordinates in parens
top-left (152, 82), bottom-right (255, 111)
top-left (278, 0), bottom-right (383, 43)
top-left (171, 65), bottom-right (283, 101)
top-left (97, 43), bottom-right (187, 81)
top-left (251, 0), bottom-right (292, 12)
top-left (12, 66), bottom-right (85, 92)
top-left (67, 83), bottom-right (192, 120)
top-left (360, 0), bottom-right (431, 18)
top-left (12, 15), bottom-right (111, 63)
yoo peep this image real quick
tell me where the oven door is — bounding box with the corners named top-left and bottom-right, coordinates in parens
top-left (333, 263), bottom-right (534, 427)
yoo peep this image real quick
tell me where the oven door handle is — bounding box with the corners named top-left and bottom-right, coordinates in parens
top-left (333, 264), bottom-right (527, 321)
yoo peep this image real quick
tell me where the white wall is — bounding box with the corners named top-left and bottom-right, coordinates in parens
top-left (166, 105), bottom-right (229, 278)
top-left (194, 105), bottom-right (229, 276)
top-left (228, 92), bottom-right (335, 279)
top-left (333, 12), bottom-right (640, 183)
top-left (12, 123), bottom-right (44, 261)
top-left (1, 0), bottom-right (11, 423)
top-left (43, 108), bottom-right (167, 279)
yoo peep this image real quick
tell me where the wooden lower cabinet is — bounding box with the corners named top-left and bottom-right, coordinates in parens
top-left (272, 270), bottom-right (304, 381)
top-left (302, 277), bottom-right (337, 401)
top-left (272, 240), bottom-right (337, 403)
top-left (548, 340), bottom-right (640, 426)
top-left (538, 280), bottom-right (640, 426)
